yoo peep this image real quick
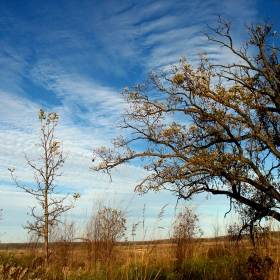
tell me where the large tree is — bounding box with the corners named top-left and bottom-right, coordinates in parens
top-left (92, 18), bottom-right (280, 229)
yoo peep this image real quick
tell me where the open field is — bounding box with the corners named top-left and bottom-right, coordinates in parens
top-left (0, 233), bottom-right (279, 280)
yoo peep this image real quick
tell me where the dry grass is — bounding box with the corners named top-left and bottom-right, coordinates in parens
top-left (0, 234), bottom-right (279, 280)
top-left (1, 202), bottom-right (280, 279)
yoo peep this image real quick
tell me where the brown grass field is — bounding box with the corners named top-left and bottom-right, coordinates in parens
top-left (0, 232), bottom-right (279, 280)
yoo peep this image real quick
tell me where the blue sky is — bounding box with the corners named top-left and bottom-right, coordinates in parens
top-left (0, 0), bottom-right (279, 243)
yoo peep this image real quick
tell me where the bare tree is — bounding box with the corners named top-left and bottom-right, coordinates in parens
top-left (0, 209), bottom-right (5, 240)
top-left (172, 206), bottom-right (202, 269)
top-left (85, 205), bottom-right (126, 268)
top-left (92, 18), bottom-right (280, 230)
top-left (10, 109), bottom-right (78, 264)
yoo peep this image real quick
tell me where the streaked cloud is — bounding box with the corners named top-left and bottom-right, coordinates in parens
top-left (0, 0), bottom-right (276, 242)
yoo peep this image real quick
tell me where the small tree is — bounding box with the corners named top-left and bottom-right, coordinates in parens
top-left (10, 109), bottom-right (77, 264)
top-left (0, 209), bottom-right (5, 241)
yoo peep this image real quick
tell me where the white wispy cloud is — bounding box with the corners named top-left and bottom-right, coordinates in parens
top-left (0, 0), bottom-right (268, 242)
